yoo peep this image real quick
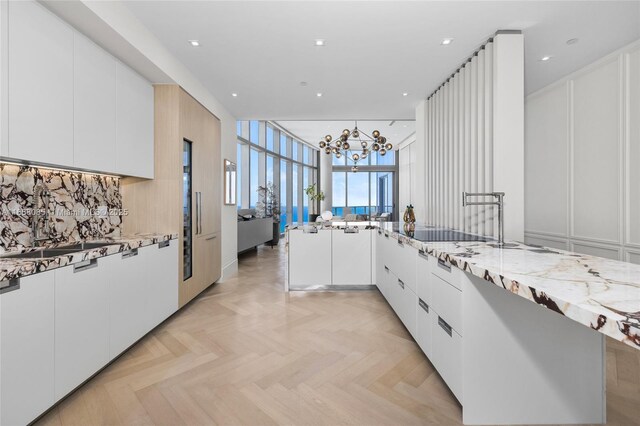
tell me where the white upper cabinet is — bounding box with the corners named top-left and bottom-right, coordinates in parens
top-left (8, 0), bottom-right (73, 165)
top-left (116, 62), bottom-right (154, 178)
top-left (2, 1), bottom-right (153, 178)
top-left (73, 32), bottom-right (116, 173)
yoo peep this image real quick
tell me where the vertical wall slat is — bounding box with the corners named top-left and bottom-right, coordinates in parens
top-left (485, 42), bottom-right (494, 236)
top-left (477, 50), bottom-right (486, 237)
top-left (470, 56), bottom-right (478, 234)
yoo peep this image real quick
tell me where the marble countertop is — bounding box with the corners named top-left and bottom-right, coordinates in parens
top-left (374, 222), bottom-right (640, 350)
top-left (0, 233), bottom-right (178, 286)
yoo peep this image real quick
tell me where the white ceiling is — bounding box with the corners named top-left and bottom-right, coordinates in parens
top-left (276, 120), bottom-right (416, 147)
top-left (125, 1), bottom-right (640, 120)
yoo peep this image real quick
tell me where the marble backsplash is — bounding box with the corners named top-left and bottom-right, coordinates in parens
top-left (0, 164), bottom-right (122, 253)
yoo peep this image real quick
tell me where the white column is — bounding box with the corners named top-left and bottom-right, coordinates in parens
top-left (414, 101), bottom-right (426, 222)
top-left (493, 32), bottom-right (524, 241)
top-left (319, 152), bottom-right (332, 213)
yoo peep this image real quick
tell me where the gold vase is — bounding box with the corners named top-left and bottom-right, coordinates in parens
top-left (403, 205), bottom-right (415, 223)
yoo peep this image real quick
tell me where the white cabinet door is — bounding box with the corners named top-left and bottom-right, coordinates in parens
top-left (8, 1), bottom-right (73, 166)
top-left (416, 297), bottom-right (433, 359)
top-left (387, 238), bottom-right (417, 292)
top-left (74, 32), bottom-right (116, 173)
top-left (289, 229), bottom-right (332, 287)
top-left (1, 273), bottom-right (55, 426)
top-left (389, 277), bottom-right (417, 337)
top-left (106, 248), bottom-right (148, 358)
top-left (115, 62), bottom-right (154, 178)
top-left (331, 230), bottom-right (372, 285)
top-left (432, 311), bottom-right (463, 403)
top-left (416, 250), bottom-right (432, 304)
top-left (54, 259), bottom-right (109, 400)
top-left (143, 241), bottom-right (179, 326)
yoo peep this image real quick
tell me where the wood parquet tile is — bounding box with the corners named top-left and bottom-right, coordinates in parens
top-left (36, 244), bottom-right (640, 426)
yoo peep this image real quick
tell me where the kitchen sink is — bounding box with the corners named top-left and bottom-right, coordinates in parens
top-left (1, 248), bottom-right (81, 259)
top-left (1, 242), bottom-right (116, 260)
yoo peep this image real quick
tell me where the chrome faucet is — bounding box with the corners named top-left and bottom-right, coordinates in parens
top-left (32, 184), bottom-right (51, 246)
top-left (462, 192), bottom-right (505, 246)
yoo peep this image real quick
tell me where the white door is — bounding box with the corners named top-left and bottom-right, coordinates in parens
top-left (143, 241), bottom-right (179, 326)
top-left (73, 31), bottom-right (116, 173)
top-left (8, 1), bottom-right (73, 166)
top-left (115, 62), bottom-right (154, 178)
top-left (106, 248), bottom-right (148, 358)
top-left (331, 229), bottom-right (372, 285)
top-left (54, 259), bottom-right (109, 400)
top-left (288, 229), bottom-right (332, 288)
top-left (1, 273), bottom-right (55, 426)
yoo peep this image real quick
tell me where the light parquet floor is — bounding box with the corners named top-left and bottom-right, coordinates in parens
top-left (37, 244), bottom-right (640, 426)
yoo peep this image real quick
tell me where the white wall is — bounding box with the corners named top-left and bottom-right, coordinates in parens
top-left (415, 32), bottom-right (524, 241)
top-left (56, 0), bottom-right (239, 276)
top-left (398, 141), bottom-right (417, 214)
top-left (525, 40), bottom-right (640, 263)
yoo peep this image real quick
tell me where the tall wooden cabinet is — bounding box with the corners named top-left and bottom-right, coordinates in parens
top-left (122, 85), bottom-right (221, 307)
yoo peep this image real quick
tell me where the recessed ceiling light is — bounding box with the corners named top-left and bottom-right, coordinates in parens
top-left (316, 92), bottom-right (323, 97)
top-left (540, 55), bottom-right (552, 61)
top-left (188, 40), bottom-right (200, 47)
top-left (231, 93), bottom-right (238, 97)
top-left (402, 92), bottom-right (408, 97)
top-left (441, 38), bottom-right (454, 45)
top-left (566, 38), bottom-right (579, 45)
top-left (300, 81), bottom-right (308, 87)
top-left (315, 39), bottom-right (325, 46)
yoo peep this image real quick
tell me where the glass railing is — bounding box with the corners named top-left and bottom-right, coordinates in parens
top-left (331, 206), bottom-right (393, 218)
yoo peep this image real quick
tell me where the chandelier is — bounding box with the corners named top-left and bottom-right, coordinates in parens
top-left (319, 122), bottom-right (393, 172)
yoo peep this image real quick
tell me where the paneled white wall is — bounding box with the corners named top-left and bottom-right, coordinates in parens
top-left (525, 40), bottom-right (640, 263)
top-left (417, 32), bottom-right (524, 240)
top-left (399, 141), bottom-right (416, 213)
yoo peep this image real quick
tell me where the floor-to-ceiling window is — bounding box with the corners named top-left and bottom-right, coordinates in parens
top-left (236, 121), bottom-right (319, 233)
top-left (331, 150), bottom-right (398, 220)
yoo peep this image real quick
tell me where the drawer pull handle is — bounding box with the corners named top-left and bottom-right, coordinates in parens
top-left (418, 298), bottom-right (429, 313)
top-left (384, 233), bottom-right (389, 239)
top-left (206, 235), bottom-right (217, 241)
top-left (397, 279), bottom-right (404, 289)
top-left (0, 278), bottom-right (20, 294)
top-left (122, 248), bottom-right (139, 259)
top-left (418, 249), bottom-right (428, 259)
top-left (378, 229), bottom-right (382, 235)
top-left (158, 240), bottom-right (170, 248)
top-left (384, 265), bottom-right (390, 272)
top-left (303, 226), bottom-right (318, 234)
top-left (397, 239), bottom-right (404, 247)
top-left (437, 258), bottom-right (452, 272)
top-left (74, 258), bottom-right (97, 273)
top-left (344, 227), bottom-right (359, 234)
top-left (438, 316), bottom-right (453, 337)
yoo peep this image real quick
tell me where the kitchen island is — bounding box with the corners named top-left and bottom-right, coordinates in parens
top-left (287, 221), bottom-right (640, 425)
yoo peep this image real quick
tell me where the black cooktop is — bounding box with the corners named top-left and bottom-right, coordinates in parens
top-left (396, 228), bottom-right (489, 242)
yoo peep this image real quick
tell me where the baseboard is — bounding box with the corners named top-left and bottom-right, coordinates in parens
top-left (220, 259), bottom-right (238, 281)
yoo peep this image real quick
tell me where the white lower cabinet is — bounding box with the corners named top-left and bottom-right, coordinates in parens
top-left (144, 240), bottom-right (179, 325)
top-left (432, 311), bottom-right (463, 403)
top-left (415, 297), bottom-right (433, 359)
top-left (54, 259), bottom-right (109, 400)
top-left (388, 275), bottom-right (417, 337)
top-left (331, 229), bottom-right (372, 285)
top-left (106, 247), bottom-right (149, 358)
top-left (1, 272), bottom-right (55, 426)
top-left (288, 229), bottom-right (332, 287)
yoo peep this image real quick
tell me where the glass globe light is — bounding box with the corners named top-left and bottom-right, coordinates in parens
top-left (385, 143), bottom-right (393, 150)
top-left (351, 166), bottom-right (358, 172)
top-left (319, 141), bottom-right (326, 148)
top-left (352, 130), bottom-right (360, 138)
top-left (341, 134), bottom-right (348, 142)
top-left (335, 140), bottom-right (342, 147)
top-left (361, 141), bottom-right (368, 149)
top-left (372, 143), bottom-right (380, 151)
top-left (352, 153), bottom-right (360, 161)
top-left (379, 136), bottom-right (386, 144)
top-left (342, 129), bottom-right (350, 136)
top-left (379, 148), bottom-right (387, 155)
top-left (372, 130), bottom-right (380, 138)
top-left (336, 152), bottom-right (342, 158)
top-left (325, 147), bottom-right (331, 154)
top-left (325, 134), bottom-right (332, 143)
top-left (342, 142), bottom-right (350, 150)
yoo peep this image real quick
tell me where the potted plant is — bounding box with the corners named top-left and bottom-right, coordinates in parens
top-left (256, 182), bottom-right (281, 246)
top-left (304, 183), bottom-right (325, 223)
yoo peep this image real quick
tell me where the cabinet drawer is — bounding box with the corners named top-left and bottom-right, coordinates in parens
top-left (389, 237), bottom-right (417, 292)
top-left (416, 297), bottom-right (433, 359)
top-left (432, 312), bottom-right (463, 403)
top-left (432, 257), bottom-right (464, 290)
top-left (416, 249), bottom-right (432, 304)
top-left (388, 275), bottom-right (417, 338)
top-left (431, 274), bottom-right (463, 335)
